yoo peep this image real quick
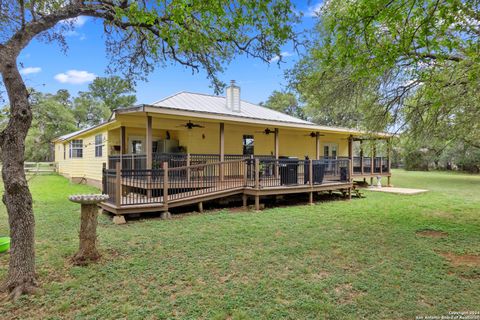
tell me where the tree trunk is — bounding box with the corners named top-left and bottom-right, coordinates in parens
top-left (72, 204), bottom-right (101, 265)
top-left (0, 56), bottom-right (37, 299)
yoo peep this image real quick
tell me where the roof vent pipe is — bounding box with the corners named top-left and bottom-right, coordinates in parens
top-left (226, 80), bottom-right (241, 112)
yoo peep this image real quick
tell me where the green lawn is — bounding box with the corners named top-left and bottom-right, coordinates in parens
top-left (0, 170), bottom-right (479, 319)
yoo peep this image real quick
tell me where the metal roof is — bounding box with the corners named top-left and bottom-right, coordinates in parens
top-left (152, 91), bottom-right (313, 125)
top-left (53, 120), bottom-right (112, 142)
top-left (55, 127), bottom-right (92, 142)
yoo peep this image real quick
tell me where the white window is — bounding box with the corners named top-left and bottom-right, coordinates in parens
top-left (70, 140), bottom-right (83, 158)
top-left (95, 134), bottom-right (103, 157)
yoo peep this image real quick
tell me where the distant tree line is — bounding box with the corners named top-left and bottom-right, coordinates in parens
top-left (0, 76), bottom-right (136, 162)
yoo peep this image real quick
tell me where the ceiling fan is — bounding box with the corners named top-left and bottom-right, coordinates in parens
top-left (177, 121), bottom-right (204, 129)
top-left (255, 128), bottom-right (275, 135)
top-left (304, 132), bottom-right (325, 138)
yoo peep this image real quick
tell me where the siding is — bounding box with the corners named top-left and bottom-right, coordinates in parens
top-left (55, 130), bottom-right (108, 181)
top-left (54, 114), bottom-right (352, 186)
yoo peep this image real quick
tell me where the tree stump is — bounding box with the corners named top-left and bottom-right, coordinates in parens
top-left (68, 194), bottom-right (109, 266)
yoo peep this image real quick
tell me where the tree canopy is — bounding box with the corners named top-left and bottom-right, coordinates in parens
top-left (289, 0), bottom-right (480, 170)
top-left (88, 76), bottom-right (136, 111)
top-left (0, 0), bottom-right (298, 299)
top-left (290, 0), bottom-right (480, 134)
top-left (261, 90), bottom-right (304, 119)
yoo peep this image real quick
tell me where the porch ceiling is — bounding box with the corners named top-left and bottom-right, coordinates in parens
top-left (114, 112), bottom-right (371, 139)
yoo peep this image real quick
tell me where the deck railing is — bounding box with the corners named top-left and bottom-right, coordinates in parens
top-left (108, 154), bottom-right (390, 177)
top-left (250, 158), bottom-right (350, 188)
top-left (108, 153), bottom-right (274, 171)
top-left (352, 156), bottom-right (389, 175)
top-left (102, 158), bottom-right (351, 207)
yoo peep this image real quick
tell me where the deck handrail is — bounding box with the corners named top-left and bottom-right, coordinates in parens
top-left (102, 158), bottom-right (353, 207)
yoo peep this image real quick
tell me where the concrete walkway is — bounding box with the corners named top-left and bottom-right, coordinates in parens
top-left (366, 186), bottom-right (428, 195)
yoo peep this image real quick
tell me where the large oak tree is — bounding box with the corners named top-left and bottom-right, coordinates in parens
top-left (290, 0), bottom-right (480, 138)
top-left (0, 0), bottom-right (297, 300)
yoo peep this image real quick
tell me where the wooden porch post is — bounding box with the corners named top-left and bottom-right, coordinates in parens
top-left (146, 115), bottom-right (153, 198)
top-left (360, 140), bottom-right (364, 176)
top-left (219, 122), bottom-right (225, 181)
top-left (186, 153), bottom-right (191, 182)
top-left (370, 142), bottom-right (375, 185)
top-left (348, 135), bottom-right (353, 182)
top-left (115, 162), bottom-right (122, 207)
top-left (120, 126), bottom-right (126, 154)
top-left (254, 158), bottom-right (260, 210)
top-left (274, 128), bottom-right (279, 159)
top-left (161, 161), bottom-right (171, 219)
top-left (146, 116), bottom-right (153, 170)
top-left (379, 142), bottom-right (383, 175)
top-left (254, 158), bottom-right (260, 189)
top-left (102, 163), bottom-right (106, 194)
top-left (315, 132), bottom-right (320, 160)
top-left (387, 138), bottom-right (392, 187)
top-left (254, 158), bottom-right (261, 210)
top-left (274, 128), bottom-right (279, 177)
top-left (119, 126), bottom-right (126, 169)
top-left (309, 159), bottom-right (314, 205)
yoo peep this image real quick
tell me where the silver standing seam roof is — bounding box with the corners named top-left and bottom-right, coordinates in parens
top-left (55, 127), bottom-right (93, 142)
top-left (152, 91), bottom-right (314, 125)
top-left (54, 91), bottom-right (390, 142)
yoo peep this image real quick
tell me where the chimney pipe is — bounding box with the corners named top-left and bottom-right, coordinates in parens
top-left (226, 80), bottom-right (241, 112)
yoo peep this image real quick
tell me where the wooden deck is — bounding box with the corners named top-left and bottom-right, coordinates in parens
top-left (100, 178), bottom-right (353, 215)
top-left (100, 158), bottom-right (364, 218)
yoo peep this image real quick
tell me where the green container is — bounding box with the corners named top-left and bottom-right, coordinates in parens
top-left (0, 237), bottom-right (10, 253)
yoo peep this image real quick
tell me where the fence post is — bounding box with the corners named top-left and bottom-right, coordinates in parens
top-left (115, 162), bottom-right (121, 207)
top-left (163, 162), bottom-right (169, 207)
top-left (255, 158), bottom-right (260, 189)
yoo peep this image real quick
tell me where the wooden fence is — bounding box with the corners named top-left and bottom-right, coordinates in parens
top-left (24, 162), bottom-right (57, 174)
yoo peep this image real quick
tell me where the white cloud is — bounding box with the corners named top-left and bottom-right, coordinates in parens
top-left (54, 70), bottom-right (96, 84)
top-left (61, 16), bottom-right (88, 27)
top-left (20, 67), bottom-right (42, 75)
top-left (269, 51), bottom-right (295, 63)
top-left (306, 1), bottom-right (324, 17)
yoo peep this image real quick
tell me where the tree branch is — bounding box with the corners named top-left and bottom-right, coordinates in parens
top-left (407, 51), bottom-right (464, 62)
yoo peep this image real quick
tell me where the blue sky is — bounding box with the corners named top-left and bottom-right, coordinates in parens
top-left (14, 1), bottom-right (321, 105)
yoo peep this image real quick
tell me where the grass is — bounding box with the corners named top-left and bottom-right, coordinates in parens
top-left (0, 170), bottom-right (479, 319)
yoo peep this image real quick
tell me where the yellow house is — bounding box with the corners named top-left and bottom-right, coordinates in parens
top-left (53, 82), bottom-right (391, 221)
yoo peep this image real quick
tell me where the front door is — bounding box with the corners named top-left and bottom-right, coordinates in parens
top-left (323, 143), bottom-right (338, 159)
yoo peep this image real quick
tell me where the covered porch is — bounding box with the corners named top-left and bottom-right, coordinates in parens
top-left (100, 112), bottom-right (391, 217)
